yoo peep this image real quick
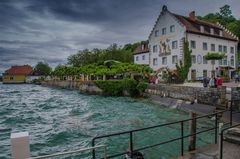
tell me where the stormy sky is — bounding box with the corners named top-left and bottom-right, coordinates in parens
top-left (0, 0), bottom-right (239, 74)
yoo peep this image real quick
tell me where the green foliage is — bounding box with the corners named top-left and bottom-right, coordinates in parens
top-left (34, 62), bottom-right (52, 76)
top-left (205, 52), bottom-right (225, 60)
top-left (136, 82), bottom-right (148, 94)
top-left (52, 62), bottom-right (152, 79)
top-left (67, 43), bottom-right (139, 67)
top-left (95, 79), bottom-right (142, 97)
top-left (176, 41), bottom-right (192, 82)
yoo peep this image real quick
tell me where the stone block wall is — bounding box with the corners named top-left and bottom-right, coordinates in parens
top-left (146, 84), bottom-right (226, 106)
top-left (41, 80), bottom-right (103, 95)
top-left (231, 87), bottom-right (240, 110)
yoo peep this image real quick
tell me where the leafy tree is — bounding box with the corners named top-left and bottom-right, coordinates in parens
top-left (34, 62), bottom-right (52, 76)
top-left (67, 43), bottom-right (139, 67)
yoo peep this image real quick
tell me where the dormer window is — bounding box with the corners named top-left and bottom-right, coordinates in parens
top-left (210, 28), bottom-right (214, 35)
top-left (219, 30), bottom-right (223, 36)
top-left (200, 26), bottom-right (204, 33)
top-left (141, 44), bottom-right (145, 50)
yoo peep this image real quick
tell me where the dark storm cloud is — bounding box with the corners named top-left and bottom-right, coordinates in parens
top-left (0, 0), bottom-right (239, 74)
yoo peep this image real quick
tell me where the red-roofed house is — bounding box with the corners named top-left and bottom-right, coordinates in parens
top-left (134, 5), bottom-right (238, 80)
top-left (3, 65), bottom-right (33, 84)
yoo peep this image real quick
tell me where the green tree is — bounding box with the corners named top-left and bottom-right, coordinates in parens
top-left (34, 62), bottom-right (52, 76)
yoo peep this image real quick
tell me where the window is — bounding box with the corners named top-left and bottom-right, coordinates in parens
top-left (211, 44), bottom-right (215, 51)
top-left (170, 25), bottom-right (175, 32)
top-left (192, 55), bottom-right (196, 64)
top-left (197, 55), bottom-right (202, 64)
top-left (218, 59), bottom-right (222, 65)
top-left (218, 45), bottom-right (223, 52)
top-left (231, 47), bottom-right (234, 54)
top-left (136, 56), bottom-right (139, 61)
top-left (223, 57), bottom-right (227, 65)
top-left (219, 30), bottom-right (223, 36)
top-left (153, 58), bottom-right (158, 66)
top-left (210, 28), bottom-right (214, 35)
top-left (231, 56), bottom-right (234, 66)
top-left (203, 70), bottom-right (208, 78)
top-left (155, 30), bottom-right (159, 37)
top-left (223, 46), bottom-right (227, 53)
top-left (142, 55), bottom-right (145, 60)
top-left (172, 41), bottom-right (178, 49)
top-left (153, 45), bottom-right (158, 53)
top-left (162, 57), bottom-right (167, 65)
top-left (190, 40), bottom-right (196, 49)
top-left (162, 28), bottom-right (166, 35)
top-left (172, 55), bottom-right (178, 64)
top-left (203, 56), bottom-right (208, 64)
top-left (203, 42), bottom-right (207, 50)
top-left (200, 26), bottom-right (204, 33)
top-left (10, 76), bottom-right (14, 80)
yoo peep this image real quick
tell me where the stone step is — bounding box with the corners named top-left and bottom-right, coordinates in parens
top-left (224, 134), bottom-right (240, 145)
top-left (226, 128), bottom-right (240, 137)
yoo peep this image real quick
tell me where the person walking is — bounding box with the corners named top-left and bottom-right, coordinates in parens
top-left (209, 76), bottom-right (215, 88)
top-left (216, 76), bottom-right (223, 88)
top-left (234, 73), bottom-right (239, 83)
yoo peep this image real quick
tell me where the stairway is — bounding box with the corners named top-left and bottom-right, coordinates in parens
top-left (224, 127), bottom-right (240, 145)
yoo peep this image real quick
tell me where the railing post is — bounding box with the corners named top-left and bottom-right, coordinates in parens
top-left (92, 139), bottom-right (96, 159)
top-left (214, 113), bottom-right (218, 144)
top-left (188, 112), bottom-right (197, 151)
top-left (129, 132), bottom-right (133, 158)
top-left (219, 123), bottom-right (224, 159)
top-left (181, 121), bottom-right (184, 156)
top-left (11, 132), bottom-right (30, 159)
top-left (230, 100), bottom-right (233, 126)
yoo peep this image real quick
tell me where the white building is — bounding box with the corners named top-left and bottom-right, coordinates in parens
top-left (134, 6), bottom-right (239, 80)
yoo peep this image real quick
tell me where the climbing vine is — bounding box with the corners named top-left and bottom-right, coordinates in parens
top-left (176, 41), bottom-right (192, 82)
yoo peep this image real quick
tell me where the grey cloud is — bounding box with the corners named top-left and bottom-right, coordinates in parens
top-left (0, 0), bottom-right (239, 74)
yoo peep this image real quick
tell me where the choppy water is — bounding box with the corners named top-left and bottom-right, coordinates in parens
top-left (0, 83), bottom-right (215, 159)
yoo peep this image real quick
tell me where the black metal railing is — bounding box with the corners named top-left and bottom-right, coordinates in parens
top-left (92, 101), bottom-right (234, 159)
top-left (219, 123), bottom-right (240, 159)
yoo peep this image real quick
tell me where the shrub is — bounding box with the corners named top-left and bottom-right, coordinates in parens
top-left (94, 79), bottom-right (146, 97)
top-left (136, 82), bottom-right (148, 94)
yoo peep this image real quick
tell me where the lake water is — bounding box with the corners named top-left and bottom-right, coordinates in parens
top-left (0, 83), bottom-right (215, 159)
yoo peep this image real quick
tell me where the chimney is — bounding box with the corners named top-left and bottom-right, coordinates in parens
top-left (189, 11), bottom-right (196, 21)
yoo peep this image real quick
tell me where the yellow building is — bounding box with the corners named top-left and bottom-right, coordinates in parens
top-left (3, 65), bottom-right (33, 84)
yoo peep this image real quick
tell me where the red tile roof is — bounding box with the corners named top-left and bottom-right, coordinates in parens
top-left (4, 65), bottom-right (33, 75)
top-left (134, 41), bottom-right (149, 54)
top-left (173, 14), bottom-right (238, 41)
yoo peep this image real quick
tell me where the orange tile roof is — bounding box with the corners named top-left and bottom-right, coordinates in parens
top-left (5, 65), bottom-right (33, 75)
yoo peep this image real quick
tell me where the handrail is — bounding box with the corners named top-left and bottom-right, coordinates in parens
top-left (92, 107), bottom-right (233, 159)
top-left (219, 123), bottom-right (240, 159)
top-left (93, 109), bottom-right (227, 140)
top-left (29, 145), bottom-right (107, 159)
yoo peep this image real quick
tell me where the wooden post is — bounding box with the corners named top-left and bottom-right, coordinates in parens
top-left (188, 111), bottom-right (197, 151)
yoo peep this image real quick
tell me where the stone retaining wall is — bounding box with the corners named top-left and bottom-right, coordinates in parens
top-left (146, 84), bottom-right (227, 106)
top-left (231, 87), bottom-right (240, 110)
top-left (42, 80), bottom-right (103, 95)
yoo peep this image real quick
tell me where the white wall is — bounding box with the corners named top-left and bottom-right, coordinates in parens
top-left (148, 11), bottom-right (186, 71)
top-left (134, 52), bottom-right (149, 65)
top-left (187, 33), bottom-right (238, 79)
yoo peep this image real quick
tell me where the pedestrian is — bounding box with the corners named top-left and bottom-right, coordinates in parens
top-left (209, 76), bottom-right (215, 88)
top-left (203, 77), bottom-right (209, 88)
top-left (234, 73), bottom-right (239, 83)
top-left (216, 76), bottom-right (223, 88)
